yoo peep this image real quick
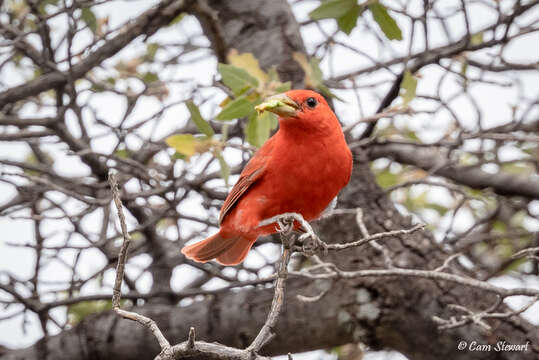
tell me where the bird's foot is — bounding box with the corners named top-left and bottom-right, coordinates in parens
top-left (276, 217), bottom-right (295, 235)
top-left (298, 231), bottom-right (328, 256)
top-left (258, 212), bottom-right (327, 255)
top-left (277, 217), bottom-right (296, 248)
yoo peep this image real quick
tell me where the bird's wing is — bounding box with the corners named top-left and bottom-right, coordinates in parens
top-left (218, 137), bottom-right (275, 225)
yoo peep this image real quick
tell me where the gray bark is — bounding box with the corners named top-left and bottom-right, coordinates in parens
top-left (369, 143), bottom-right (539, 199)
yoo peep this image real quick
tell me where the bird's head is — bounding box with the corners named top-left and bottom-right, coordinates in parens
top-left (255, 90), bottom-right (333, 127)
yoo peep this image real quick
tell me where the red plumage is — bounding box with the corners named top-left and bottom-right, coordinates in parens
top-left (182, 90), bottom-right (352, 265)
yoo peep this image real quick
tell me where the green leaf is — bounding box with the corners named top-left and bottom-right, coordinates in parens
top-left (502, 162), bottom-right (534, 176)
top-left (165, 134), bottom-right (215, 159)
top-left (375, 169), bottom-right (399, 188)
top-left (460, 58), bottom-right (468, 77)
top-left (114, 149), bottom-right (129, 159)
top-left (166, 134), bottom-right (197, 158)
top-left (510, 211), bottom-right (526, 228)
top-left (293, 53), bottom-right (343, 101)
top-left (267, 67), bottom-right (280, 82)
top-left (186, 101), bottom-right (214, 137)
top-left (218, 63), bottom-right (258, 95)
top-left (90, 83), bottom-right (105, 93)
top-left (141, 72), bottom-right (159, 84)
top-left (246, 111), bottom-right (277, 148)
top-left (308, 57), bottom-right (334, 99)
top-left (105, 77), bottom-right (116, 86)
top-left (216, 96), bottom-right (254, 121)
top-left (81, 7), bottom-right (97, 33)
top-left (32, 68), bottom-right (42, 80)
top-left (426, 203), bottom-right (449, 216)
top-left (146, 43), bottom-right (159, 61)
top-left (246, 113), bottom-right (260, 147)
top-left (404, 128), bottom-right (419, 141)
top-left (68, 300), bottom-right (112, 325)
top-left (169, 13), bottom-right (186, 25)
top-left (171, 152), bottom-right (186, 160)
top-left (470, 32), bottom-right (483, 46)
top-left (221, 122), bottom-right (229, 142)
top-left (492, 220), bottom-right (507, 233)
top-left (404, 190), bottom-right (429, 211)
top-left (23, 151), bottom-right (53, 176)
top-left (227, 50), bottom-right (268, 86)
top-left (311, 57), bottom-right (344, 101)
top-left (274, 81), bottom-right (292, 93)
top-left (309, 0), bottom-right (356, 20)
top-left (400, 70), bottom-right (417, 105)
top-left (459, 152), bottom-right (479, 166)
top-left (368, 2), bottom-right (402, 40)
top-left (269, 112), bottom-right (278, 129)
top-left (337, 5), bottom-right (362, 35)
top-left (309, 57), bottom-right (324, 84)
top-left (215, 150), bottom-right (230, 186)
top-left (503, 258), bottom-right (527, 273)
top-left (13, 52), bottom-right (23, 66)
top-left (38, 0), bottom-right (59, 15)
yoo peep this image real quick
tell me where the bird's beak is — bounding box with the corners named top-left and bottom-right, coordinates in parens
top-left (255, 93), bottom-right (299, 117)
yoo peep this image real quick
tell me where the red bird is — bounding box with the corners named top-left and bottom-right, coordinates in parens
top-left (182, 90), bottom-right (352, 265)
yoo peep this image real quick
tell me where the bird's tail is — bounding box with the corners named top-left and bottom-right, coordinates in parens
top-left (181, 231), bottom-right (256, 266)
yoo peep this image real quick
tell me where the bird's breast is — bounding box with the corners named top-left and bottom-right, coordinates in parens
top-left (259, 134), bottom-right (351, 220)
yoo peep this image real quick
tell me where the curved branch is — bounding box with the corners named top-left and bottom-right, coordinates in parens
top-left (0, 0), bottom-right (195, 108)
top-left (369, 142), bottom-right (539, 199)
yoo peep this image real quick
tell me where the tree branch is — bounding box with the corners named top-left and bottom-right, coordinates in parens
top-left (368, 142), bottom-right (539, 198)
top-left (0, 0), bottom-right (195, 108)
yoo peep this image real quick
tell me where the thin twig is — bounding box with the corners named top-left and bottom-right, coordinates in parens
top-left (109, 172), bottom-right (171, 351)
top-left (290, 267), bottom-right (539, 298)
top-left (248, 243), bottom-right (292, 353)
top-left (326, 223), bottom-right (425, 250)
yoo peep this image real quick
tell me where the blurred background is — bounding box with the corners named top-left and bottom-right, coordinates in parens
top-left (0, 0), bottom-right (538, 359)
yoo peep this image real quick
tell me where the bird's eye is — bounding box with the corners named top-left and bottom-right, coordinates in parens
top-left (306, 97), bottom-right (317, 108)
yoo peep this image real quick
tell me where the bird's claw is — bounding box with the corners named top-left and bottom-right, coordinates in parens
top-left (265, 213), bottom-right (327, 255)
top-left (298, 232), bottom-right (328, 256)
top-left (276, 218), bottom-right (294, 235)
